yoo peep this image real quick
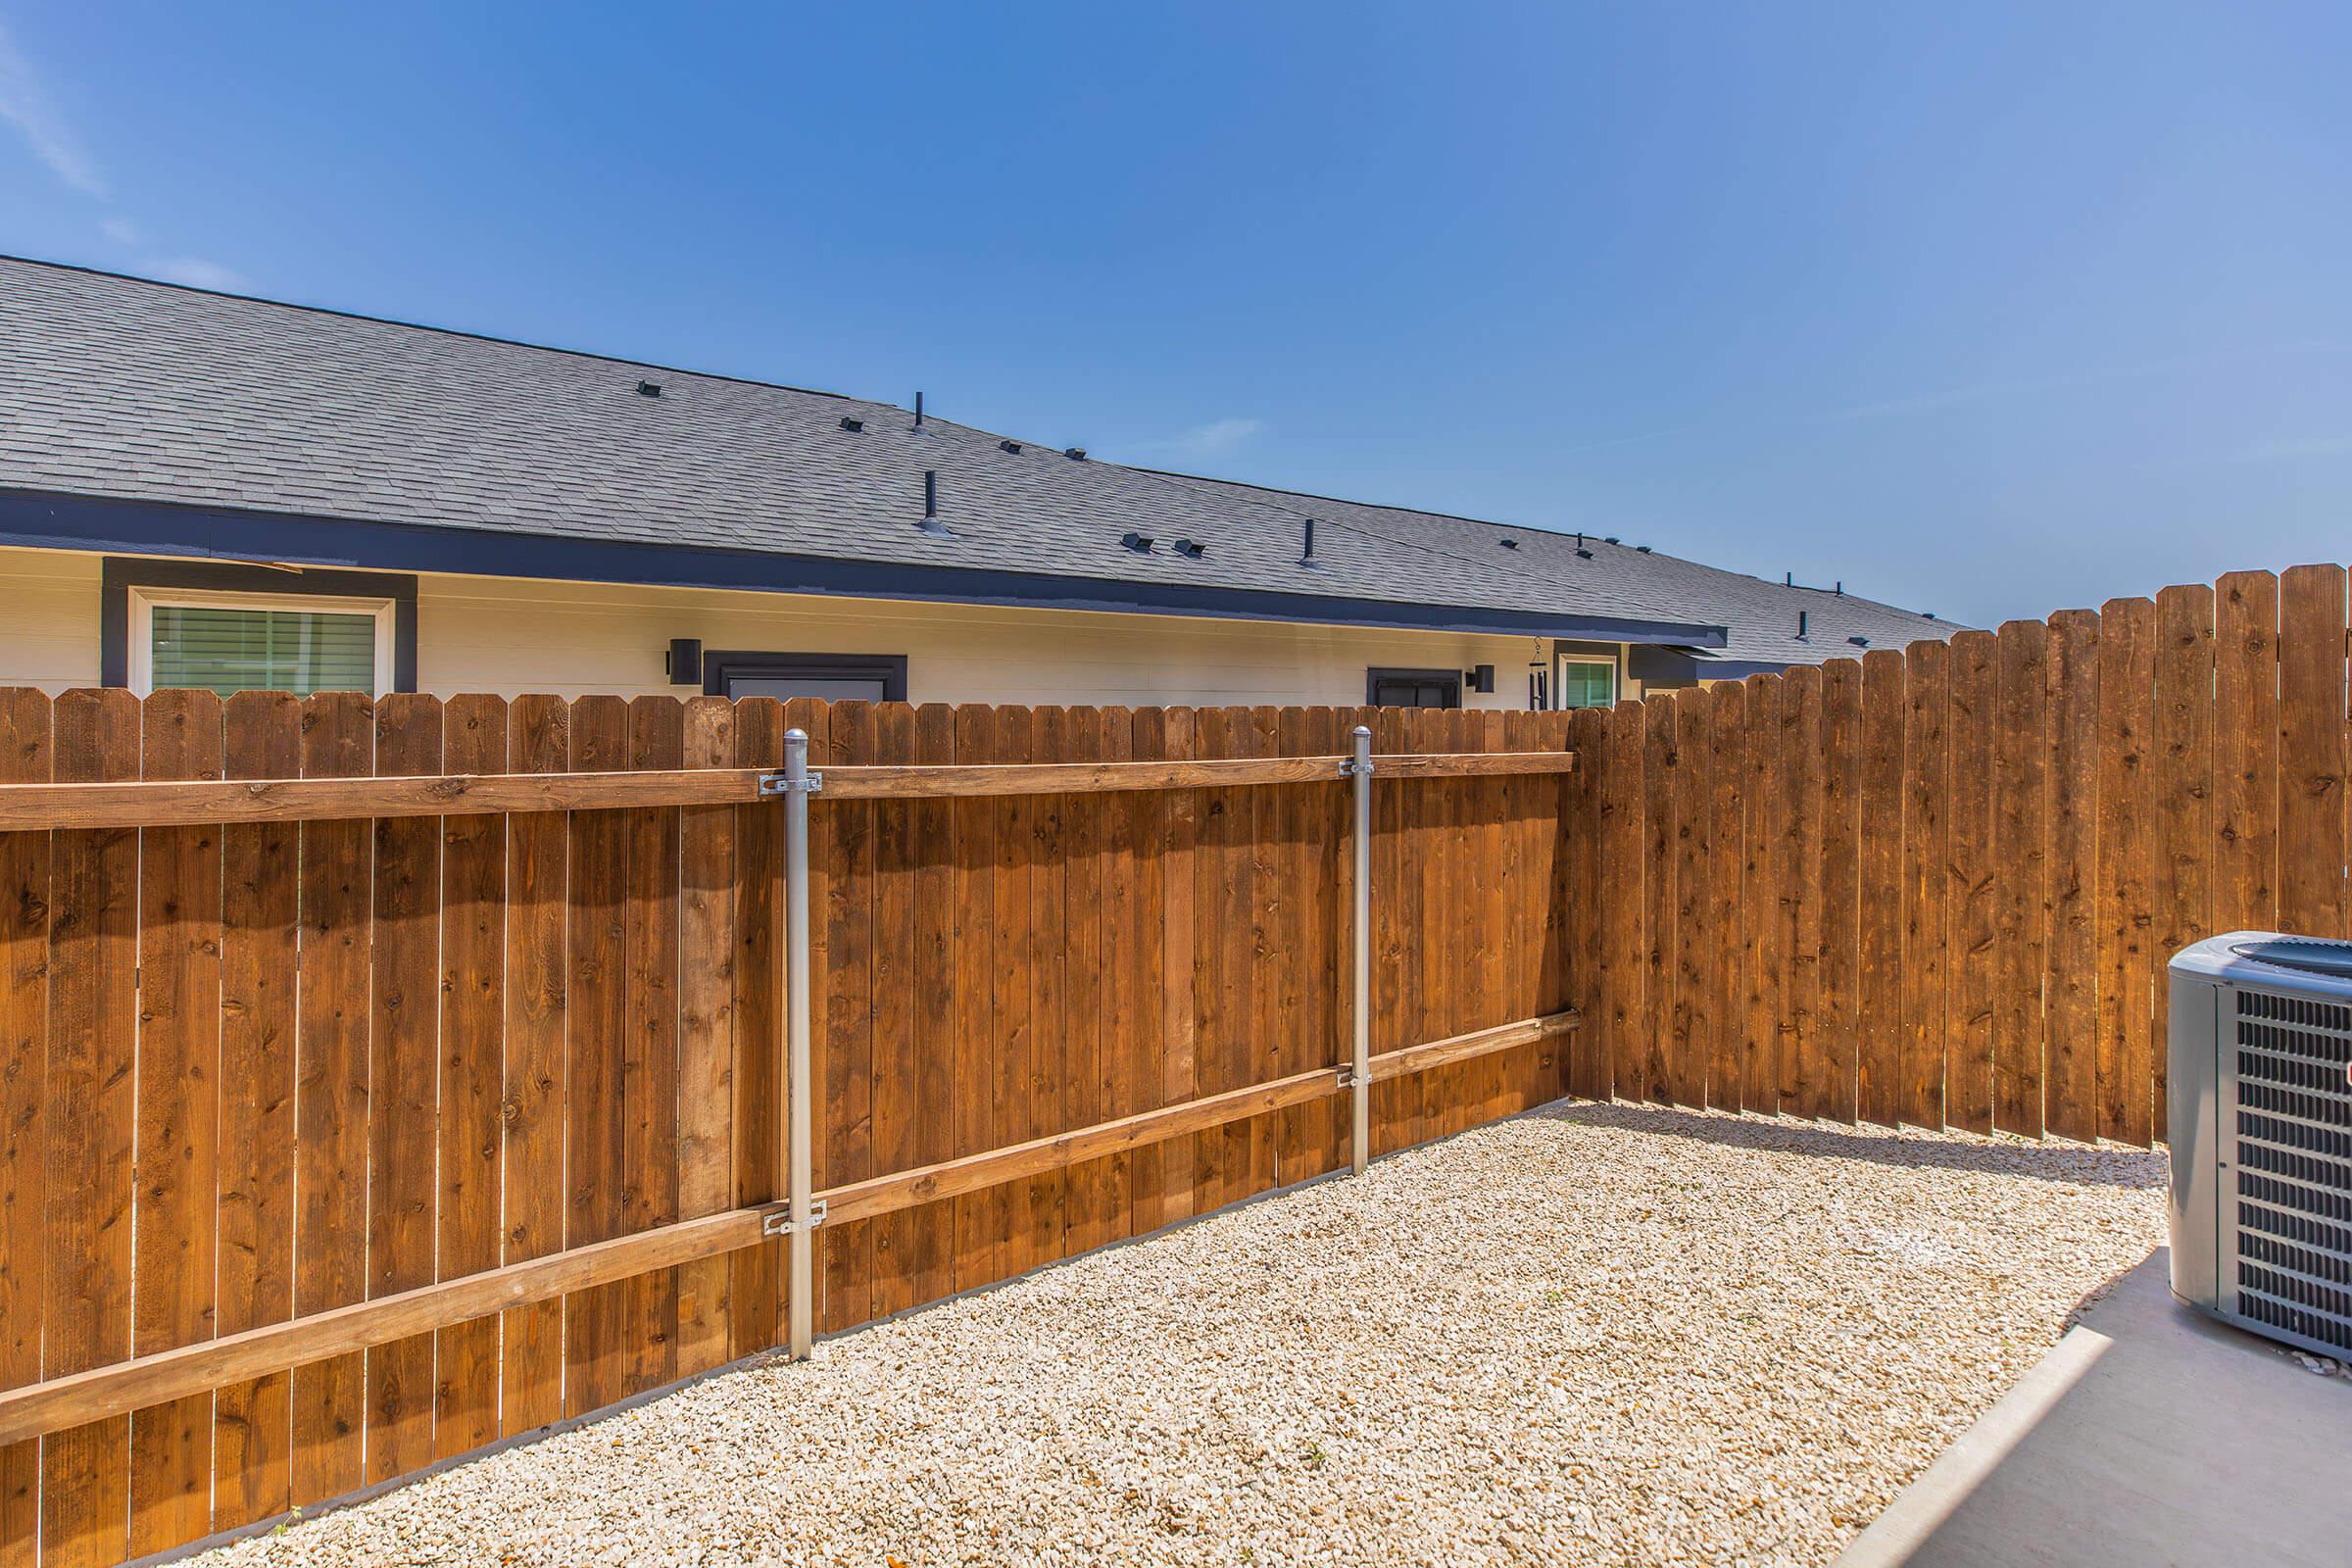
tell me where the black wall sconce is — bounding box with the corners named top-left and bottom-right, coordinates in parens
top-left (1468, 663), bottom-right (1495, 694)
top-left (667, 638), bottom-right (703, 686)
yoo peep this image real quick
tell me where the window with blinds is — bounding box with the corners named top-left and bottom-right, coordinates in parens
top-left (149, 604), bottom-right (380, 696)
top-left (1556, 658), bottom-right (1617, 710)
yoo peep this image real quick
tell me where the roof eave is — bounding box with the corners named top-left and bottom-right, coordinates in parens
top-left (0, 487), bottom-right (1731, 649)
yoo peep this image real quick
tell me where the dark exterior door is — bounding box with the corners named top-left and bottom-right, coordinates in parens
top-left (1367, 667), bottom-right (1461, 709)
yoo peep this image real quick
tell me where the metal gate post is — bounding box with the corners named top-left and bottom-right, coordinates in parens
top-left (781, 726), bottom-right (816, 1359)
top-left (1349, 724), bottom-right (1373, 1173)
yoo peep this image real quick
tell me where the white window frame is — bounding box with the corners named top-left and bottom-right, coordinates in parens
top-left (1554, 653), bottom-right (1619, 710)
top-left (127, 584), bottom-right (398, 698)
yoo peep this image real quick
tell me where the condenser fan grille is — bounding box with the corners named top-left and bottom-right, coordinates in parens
top-left (2232, 989), bottom-right (2352, 1352)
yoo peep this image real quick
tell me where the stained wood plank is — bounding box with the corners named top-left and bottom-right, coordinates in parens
top-left (1371, 706), bottom-right (1414, 1152)
top-left (1063, 709), bottom-right (1117, 1250)
top-left (813, 700), bottom-right (872, 1337)
top-left (1598, 701), bottom-right (1645, 1106)
top-left (2276, 564), bottom-right (2347, 937)
top-left (367, 695), bottom-right (443, 1483)
top-left (1270, 709), bottom-right (1313, 1182)
top-left (951, 706), bottom-right (1003, 1285)
top-left (1944, 631), bottom-right (1998, 1134)
top-left (1640, 696), bottom-right (1677, 1108)
top-left (0, 767), bottom-right (769, 831)
top-left (1565, 706), bottom-right (1611, 1102)
top-left (2094, 602), bottom-right (2156, 1148)
top-left (677, 696), bottom-right (738, 1362)
top-left (1781, 668), bottom-right (1825, 1117)
top-left (1097, 708), bottom-right (1149, 1221)
top-left (1671, 691), bottom-right (1710, 1109)
top-left (1707, 684), bottom-right (1746, 1111)
top-left (864, 702), bottom-right (920, 1318)
top-left (908, 703), bottom-right (960, 1302)
top-left (0, 689), bottom-right (45, 1563)
top-left (564, 695), bottom-right (629, 1417)
top-left (1816, 660), bottom-right (1863, 1124)
top-left (435, 694), bottom-right (506, 1458)
top-left (1194, 709), bottom-right (1250, 1198)
top-left (2041, 612), bottom-right (2101, 1144)
top-left (1128, 707), bottom-right (1187, 1226)
top-left (128, 689), bottom-right (223, 1556)
top-left (728, 698), bottom-right (784, 1355)
top-left (622, 697), bottom-right (684, 1398)
top-left (500, 695), bottom-right (567, 1437)
top-left (1992, 620), bottom-right (2051, 1139)
top-left (288, 691), bottom-right (371, 1508)
top-left (2213, 571), bottom-right (2280, 940)
top-left (212, 692), bottom-right (301, 1532)
top-left (1742, 676), bottom-right (1783, 1116)
top-left (982, 707), bottom-right (1034, 1279)
top-left (1899, 643), bottom-right (1950, 1130)
top-left (2150, 584), bottom-right (2215, 1136)
top-left (1852, 652), bottom-right (1904, 1127)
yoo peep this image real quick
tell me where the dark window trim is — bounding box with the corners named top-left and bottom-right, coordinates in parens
top-left (1365, 666), bottom-right (1463, 709)
top-left (100, 556), bottom-right (418, 692)
top-left (702, 650), bottom-right (908, 702)
top-left (8, 488), bottom-right (1732, 649)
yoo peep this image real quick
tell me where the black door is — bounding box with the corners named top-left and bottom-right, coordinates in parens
top-left (1367, 668), bottom-right (1461, 709)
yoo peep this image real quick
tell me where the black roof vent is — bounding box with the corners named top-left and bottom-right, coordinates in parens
top-left (1575, 548), bottom-right (1594, 560)
top-left (637, 380), bottom-right (662, 398)
top-left (1636, 545), bottom-right (1652, 554)
top-left (1497, 537), bottom-right (1520, 550)
top-left (1121, 531), bottom-right (1152, 553)
top-left (1848, 635), bottom-right (1870, 647)
top-left (1066, 447), bottom-right (1088, 461)
top-left (1000, 439), bottom-right (1022, 454)
top-left (916, 469), bottom-right (954, 536)
top-left (840, 416), bottom-right (863, 432)
top-left (1604, 535), bottom-right (1620, 545)
top-left (1173, 538), bottom-right (1205, 560)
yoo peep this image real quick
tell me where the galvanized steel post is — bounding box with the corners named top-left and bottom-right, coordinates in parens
top-left (1349, 724), bottom-right (1373, 1174)
top-left (782, 726), bottom-right (816, 1359)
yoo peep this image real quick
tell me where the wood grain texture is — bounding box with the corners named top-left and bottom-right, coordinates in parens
top-left (2275, 564), bottom-right (2347, 937)
top-left (677, 696), bottom-right (739, 1361)
top-left (128, 689), bottom-right (222, 1555)
top-left (2093, 601), bottom-right (2156, 1148)
top-left (2150, 585), bottom-right (2215, 1127)
top-left (288, 691), bottom-right (370, 1509)
top-left (1742, 675), bottom-right (1784, 1116)
top-left (1940, 633), bottom-right (1998, 1134)
top-left (1670, 692), bottom-right (1710, 1109)
top-left (1899, 643), bottom-right (1950, 1130)
top-left (2042, 612), bottom-right (2100, 1144)
top-left (367, 695), bottom-right (442, 1484)
top-left (1853, 652), bottom-right (1905, 1129)
top-left (1816, 661), bottom-right (1863, 1124)
top-left (1991, 620), bottom-right (2050, 1139)
top-left (1640, 697), bottom-right (1677, 1108)
top-left (435, 695), bottom-right (506, 1459)
top-left (727, 699), bottom-right (784, 1355)
top-left (499, 695), bottom-right (567, 1438)
top-left (621, 698), bottom-right (684, 1398)
top-left (2213, 571), bottom-right (2279, 939)
top-left (813, 701), bottom-right (872, 1337)
top-left (0, 690), bottom-right (48, 1566)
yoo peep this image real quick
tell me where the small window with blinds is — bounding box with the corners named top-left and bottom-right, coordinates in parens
top-left (1556, 656), bottom-right (1618, 710)
top-left (129, 588), bottom-right (396, 697)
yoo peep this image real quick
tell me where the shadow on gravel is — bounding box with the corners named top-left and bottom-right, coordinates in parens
top-left (1544, 1101), bottom-right (2168, 1192)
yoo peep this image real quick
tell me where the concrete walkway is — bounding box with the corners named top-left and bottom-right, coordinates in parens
top-left (1837, 1247), bottom-right (2352, 1568)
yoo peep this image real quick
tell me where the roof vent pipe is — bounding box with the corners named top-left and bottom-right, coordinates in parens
top-left (1298, 516), bottom-right (1318, 566)
top-left (915, 391), bottom-right (924, 427)
top-left (916, 469), bottom-right (953, 536)
top-left (1786, 571), bottom-right (1793, 586)
top-left (1798, 610), bottom-right (1809, 637)
top-left (1836, 581), bottom-right (1843, 596)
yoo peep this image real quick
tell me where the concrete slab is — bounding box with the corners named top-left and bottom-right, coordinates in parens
top-left (1836, 1247), bottom-right (2352, 1568)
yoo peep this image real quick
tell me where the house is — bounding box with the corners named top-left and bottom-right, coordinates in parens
top-left (0, 258), bottom-right (1955, 710)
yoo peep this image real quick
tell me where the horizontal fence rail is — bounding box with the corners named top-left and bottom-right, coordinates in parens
top-left (0, 751), bottom-right (1577, 829)
top-left (0, 689), bottom-right (1588, 1567)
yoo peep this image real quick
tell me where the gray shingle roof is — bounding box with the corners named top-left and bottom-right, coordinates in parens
top-left (0, 257), bottom-right (1957, 662)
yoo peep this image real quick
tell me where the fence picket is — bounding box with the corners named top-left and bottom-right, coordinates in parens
top-left (2214, 571), bottom-right (2280, 937)
top-left (1899, 642), bottom-right (1949, 1129)
top-left (1992, 621), bottom-right (2050, 1138)
top-left (2277, 564), bottom-right (2348, 938)
top-left (1817, 662), bottom-right (1863, 1123)
top-left (2043, 612), bottom-right (2100, 1144)
top-left (2094, 602), bottom-right (2156, 1148)
top-left (1858, 651), bottom-right (1906, 1128)
top-left (1944, 632), bottom-right (1998, 1134)
top-left (2150, 585), bottom-right (2216, 1138)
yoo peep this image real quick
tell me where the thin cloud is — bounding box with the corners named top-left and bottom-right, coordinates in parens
top-left (0, 21), bottom-right (105, 196)
top-left (99, 215), bottom-right (139, 245)
top-left (1137, 417), bottom-right (1266, 461)
top-left (146, 255), bottom-right (245, 291)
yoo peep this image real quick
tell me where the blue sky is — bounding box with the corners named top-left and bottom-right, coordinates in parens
top-left (0, 2), bottom-right (2345, 629)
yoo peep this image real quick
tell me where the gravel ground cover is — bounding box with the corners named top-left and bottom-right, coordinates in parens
top-left (201, 1102), bottom-right (2168, 1568)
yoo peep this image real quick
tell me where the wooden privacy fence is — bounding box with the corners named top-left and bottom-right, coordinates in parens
top-left (1571, 564), bottom-right (2352, 1148)
top-left (0, 689), bottom-right (1587, 1568)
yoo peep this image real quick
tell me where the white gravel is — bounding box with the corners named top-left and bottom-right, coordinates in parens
top-left (201, 1102), bottom-right (2168, 1568)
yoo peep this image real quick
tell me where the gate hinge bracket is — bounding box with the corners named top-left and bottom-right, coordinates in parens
top-left (762, 1199), bottom-right (827, 1236)
top-left (759, 771), bottom-right (824, 797)
top-left (1339, 758), bottom-right (1374, 778)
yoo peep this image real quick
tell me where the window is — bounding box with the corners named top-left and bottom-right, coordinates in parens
top-left (704, 652), bottom-right (908, 704)
top-left (103, 560), bottom-right (417, 697)
top-left (1366, 667), bottom-right (1461, 709)
top-left (1555, 656), bottom-right (1618, 710)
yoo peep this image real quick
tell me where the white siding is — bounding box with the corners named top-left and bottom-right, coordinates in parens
top-left (0, 546), bottom-right (1609, 709)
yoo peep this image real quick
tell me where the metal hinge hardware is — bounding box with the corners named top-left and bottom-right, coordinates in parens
top-left (762, 1199), bottom-right (828, 1236)
top-left (759, 771), bottom-right (825, 797)
top-left (1338, 758), bottom-right (1375, 778)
